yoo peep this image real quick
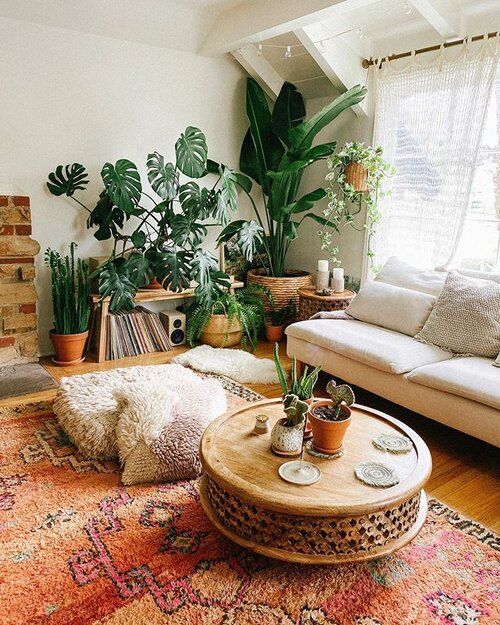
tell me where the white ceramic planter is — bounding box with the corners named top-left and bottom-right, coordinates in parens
top-left (271, 418), bottom-right (305, 457)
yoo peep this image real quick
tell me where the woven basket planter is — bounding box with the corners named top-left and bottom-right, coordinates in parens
top-left (247, 269), bottom-right (312, 323)
top-left (344, 162), bottom-right (368, 192)
top-left (200, 314), bottom-right (243, 348)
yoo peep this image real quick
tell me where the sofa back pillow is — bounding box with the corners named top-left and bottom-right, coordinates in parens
top-left (375, 256), bottom-right (446, 296)
top-left (415, 272), bottom-right (500, 357)
top-left (494, 353), bottom-right (500, 368)
top-left (346, 280), bottom-right (436, 336)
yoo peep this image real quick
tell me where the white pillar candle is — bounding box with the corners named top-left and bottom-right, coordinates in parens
top-left (331, 277), bottom-right (345, 293)
top-left (317, 259), bottom-right (329, 273)
top-left (332, 267), bottom-right (344, 280)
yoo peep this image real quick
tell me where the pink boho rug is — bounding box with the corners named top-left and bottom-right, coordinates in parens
top-left (0, 381), bottom-right (498, 625)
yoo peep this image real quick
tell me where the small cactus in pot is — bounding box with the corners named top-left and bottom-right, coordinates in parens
top-left (309, 380), bottom-right (356, 454)
top-left (271, 393), bottom-right (309, 457)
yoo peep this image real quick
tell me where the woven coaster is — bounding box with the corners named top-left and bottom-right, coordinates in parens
top-left (372, 433), bottom-right (413, 454)
top-left (355, 461), bottom-right (399, 487)
top-left (305, 440), bottom-right (344, 459)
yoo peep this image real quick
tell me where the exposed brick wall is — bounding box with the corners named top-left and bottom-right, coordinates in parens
top-left (0, 195), bottom-right (40, 364)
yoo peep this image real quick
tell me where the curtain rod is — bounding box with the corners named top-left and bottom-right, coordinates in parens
top-left (362, 31), bottom-right (498, 69)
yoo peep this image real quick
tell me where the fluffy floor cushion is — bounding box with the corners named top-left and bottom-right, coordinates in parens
top-left (173, 344), bottom-right (280, 384)
top-left (53, 364), bottom-right (226, 485)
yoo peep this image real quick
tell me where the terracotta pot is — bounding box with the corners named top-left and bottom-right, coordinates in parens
top-left (344, 162), bottom-right (368, 192)
top-left (200, 314), bottom-right (243, 348)
top-left (270, 417), bottom-right (304, 457)
top-left (142, 278), bottom-right (164, 290)
top-left (309, 400), bottom-right (351, 454)
top-left (265, 324), bottom-right (284, 343)
top-left (50, 330), bottom-right (88, 366)
top-left (247, 268), bottom-right (312, 324)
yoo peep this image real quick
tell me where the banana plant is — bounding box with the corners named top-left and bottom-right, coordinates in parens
top-left (47, 127), bottom-right (260, 311)
top-left (217, 79), bottom-right (367, 277)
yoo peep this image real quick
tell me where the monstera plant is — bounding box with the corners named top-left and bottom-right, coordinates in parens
top-left (47, 127), bottom-right (260, 311)
top-left (217, 79), bottom-right (367, 278)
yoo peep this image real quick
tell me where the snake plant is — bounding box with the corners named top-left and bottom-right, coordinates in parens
top-left (45, 243), bottom-right (90, 334)
top-left (273, 342), bottom-right (321, 400)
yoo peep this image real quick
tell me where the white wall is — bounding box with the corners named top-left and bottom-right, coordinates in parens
top-left (0, 17), bottom-right (248, 355)
top-left (286, 93), bottom-right (373, 282)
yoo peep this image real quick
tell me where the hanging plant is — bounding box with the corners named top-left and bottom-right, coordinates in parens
top-left (318, 142), bottom-right (394, 268)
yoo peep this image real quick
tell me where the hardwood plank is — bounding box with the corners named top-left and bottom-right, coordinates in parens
top-left (1, 340), bottom-right (498, 533)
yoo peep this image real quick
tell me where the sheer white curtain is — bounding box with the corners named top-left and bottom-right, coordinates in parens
top-left (370, 37), bottom-right (499, 271)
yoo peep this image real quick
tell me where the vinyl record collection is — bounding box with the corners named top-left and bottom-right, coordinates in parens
top-left (106, 306), bottom-right (172, 360)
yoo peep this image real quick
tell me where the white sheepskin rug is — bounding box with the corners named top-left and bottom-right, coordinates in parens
top-left (173, 345), bottom-right (280, 384)
top-left (53, 364), bottom-right (227, 479)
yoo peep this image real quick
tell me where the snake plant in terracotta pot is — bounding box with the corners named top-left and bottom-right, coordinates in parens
top-left (310, 380), bottom-right (355, 454)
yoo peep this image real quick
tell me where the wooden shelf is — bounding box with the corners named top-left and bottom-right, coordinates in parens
top-left (89, 281), bottom-right (245, 362)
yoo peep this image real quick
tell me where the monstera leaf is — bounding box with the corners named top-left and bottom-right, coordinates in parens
top-left (101, 159), bottom-right (142, 214)
top-left (175, 126), bottom-right (208, 178)
top-left (98, 258), bottom-right (136, 312)
top-left (237, 220), bottom-right (264, 262)
top-left (219, 166), bottom-right (238, 215)
top-left (87, 190), bottom-right (125, 241)
top-left (47, 163), bottom-right (89, 197)
top-left (147, 152), bottom-right (178, 200)
top-left (126, 251), bottom-right (151, 287)
top-left (155, 249), bottom-right (192, 292)
top-left (193, 270), bottom-right (231, 308)
top-left (179, 182), bottom-right (215, 220)
top-left (326, 380), bottom-right (355, 407)
top-left (191, 249), bottom-right (218, 287)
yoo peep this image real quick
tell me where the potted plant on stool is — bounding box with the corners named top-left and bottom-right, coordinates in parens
top-left (271, 393), bottom-right (309, 457)
top-left (309, 380), bottom-right (355, 454)
top-left (45, 243), bottom-right (91, 365)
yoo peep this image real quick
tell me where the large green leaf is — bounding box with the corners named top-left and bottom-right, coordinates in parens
top-left (170, 214), bottom-right (192, 247)
top-left (241, 78), bottom-right (284, 193)
top-left (101, 159), bottom-right (142, 214)
top-left (268, 143), bottom-right (337, 180)
top-left (87, 190), bottom-right (125, 241)
top-left (131, 229), bottom-right (146, 249)
top-left (175, 126), bottom-right (208, 178)
top-left (47, 163), bottom-right (89, 197)
top-left (235, 172), bottom-right (252, 194)
top-left (146, 152), bottom-right (178, 200)
top-left (98, 258), bottom-right (136, 312)
top-left (126, 251), bottom-right (151, 287)
top-left (216, 166), bottom-right (238, 225)
top-left (289, 85), bottom-right (367, 150)
top-left (271, 82), bottom-right (305, 145)
top-left (191, 249), bottom-right (218, 287)
top-left (237, 220), bottom-right (264, 262)
top-left (156, 249), bottom-right (192, 292)
top-left (193, 270), bottom-right (231, 308)
top-left (283, 221), bottom-right (299, 240)
top-left (240, 128), bottom-right (262, 186)
top-left (178, 183), bottom-right (215, 220)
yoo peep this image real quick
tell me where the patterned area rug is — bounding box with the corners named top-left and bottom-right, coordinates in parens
top-left (0, 376), bottom-right (498, 625)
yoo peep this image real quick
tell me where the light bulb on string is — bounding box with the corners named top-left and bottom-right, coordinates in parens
top-left (403, 2), bottom-right (412, 14)
top-left (257, 43), bottom-right (263, 55)
top-left (318, 40), bottom-right (326, 53)
top-left (357, 28), bottom-right (364, 39)
top-left (285, 45), bottom-right (292, 59)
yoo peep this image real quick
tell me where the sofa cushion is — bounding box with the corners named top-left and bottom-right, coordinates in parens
top-left (415, 272), bottom-right (500, 358)
top-left (407, 357), bottom-right (500, 410)
top-left (375, 256), bottom-right (446, 296)
top-left (346, 280), bottom-right (435, 336)
top-left (285, 319), bottom-right (452, 374)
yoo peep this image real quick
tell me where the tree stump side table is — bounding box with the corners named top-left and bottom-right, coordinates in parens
top-left (298, 287), bottom-right (355, 321)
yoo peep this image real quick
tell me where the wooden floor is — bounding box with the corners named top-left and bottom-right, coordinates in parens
top-left (2, 341), bottom-right (499, 533)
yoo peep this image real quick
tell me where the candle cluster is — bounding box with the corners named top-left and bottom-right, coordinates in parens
top-left (316, 261), bottom-right (345, 293)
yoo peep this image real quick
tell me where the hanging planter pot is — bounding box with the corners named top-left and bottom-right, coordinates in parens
top-left (200, 314), bottom-right (243, 348)
top-left (344, 162), bottom-right (368, 192)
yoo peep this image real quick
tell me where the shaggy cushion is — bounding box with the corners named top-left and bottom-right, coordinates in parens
top-left (173, 344), bottom-right (280, 384)
top-left (53, 363), bottom-right (222, 460)
top-left (114, 376), bottom-right (226, 485)
top-left (415, 272), bottom-right (500, 357)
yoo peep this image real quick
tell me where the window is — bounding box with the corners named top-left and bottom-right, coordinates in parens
top-left (454, 70), bottom-right (500, 272)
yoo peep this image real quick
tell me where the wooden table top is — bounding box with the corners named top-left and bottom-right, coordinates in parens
top-left (200, 398), bottom-right (432, 517)
top-left (297, 287), bottom-right (355, 301)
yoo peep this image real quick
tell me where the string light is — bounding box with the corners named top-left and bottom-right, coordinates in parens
top-left (257, 43), bottom-right (263, 55)
top-left (318, 40), bottom-right (326, 53)
top-left (357, 27), bottom-right (364, 39)
top-left (403, 2), bottom-right (412, 14)
top-left (285, 45), bottom-right (292, 59)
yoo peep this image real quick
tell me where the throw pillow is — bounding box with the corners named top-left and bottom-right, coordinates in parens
top-left (346, 280), bottom-right (436, 336)
top-left (415, 272), bottom-right (500, 357)
top-left (494, 353), bottom-right (500, 368)
top-left (115, 375), bottom-right (227, 485)
top-left (375, 256), bottom-right (446, 296)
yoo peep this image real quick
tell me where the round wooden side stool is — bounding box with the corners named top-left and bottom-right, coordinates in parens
top-left (298, 287), bottom-right (355, 321)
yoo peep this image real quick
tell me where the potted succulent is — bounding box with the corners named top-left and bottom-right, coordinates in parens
top-left (264, 298), bottom-right (295, 343)
top-left (186, 285), bottom-right (265, 350)
top-left (270, 393), bottom-right (309, 457)
top-left (309, 380), bottom-right (355, 454)
top-left (273, 343), bottom-right (321, 438)
top-left (45, 243), bottom-right (91, 365)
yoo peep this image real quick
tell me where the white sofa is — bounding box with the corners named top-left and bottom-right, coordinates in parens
top-left (286, 258), bottom-right (500, 447)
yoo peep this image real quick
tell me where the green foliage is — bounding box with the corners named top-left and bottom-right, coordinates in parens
top-left (265, 296), bottom-right (295, 326)
top-left (186, 285), bottom-right (266, 350)
top-left (282, 393), bottom-right (309, 427)
top-left (45, 243), bottom-right (90, 334)
top-left (273, 342), bottom-right (321, 400)
top-left (235, 79), bottom-right (366, 277)
top-left (325, 379), bottom-right (355, 420)
top-left (47, 126), bottom-right (251, 313)
top-left (320, 141), bottom-right (394, 267)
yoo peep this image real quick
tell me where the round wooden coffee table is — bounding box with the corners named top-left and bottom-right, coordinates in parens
top-left (199, 398), bottom-right (432, 564)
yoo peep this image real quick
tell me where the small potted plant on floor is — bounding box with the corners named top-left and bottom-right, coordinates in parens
top-left (309, 380), bottom-right (355, 454)
top-left (186, 285), bottom-right (265, 350)
top-left (45, 243), bottom-right (91, 365)
top-left (270, 393), bottom-right (310, 457)
top-left (264, 298), bottom-right (295, 343)
top-left (273, 343), bottom-right (321, 438)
